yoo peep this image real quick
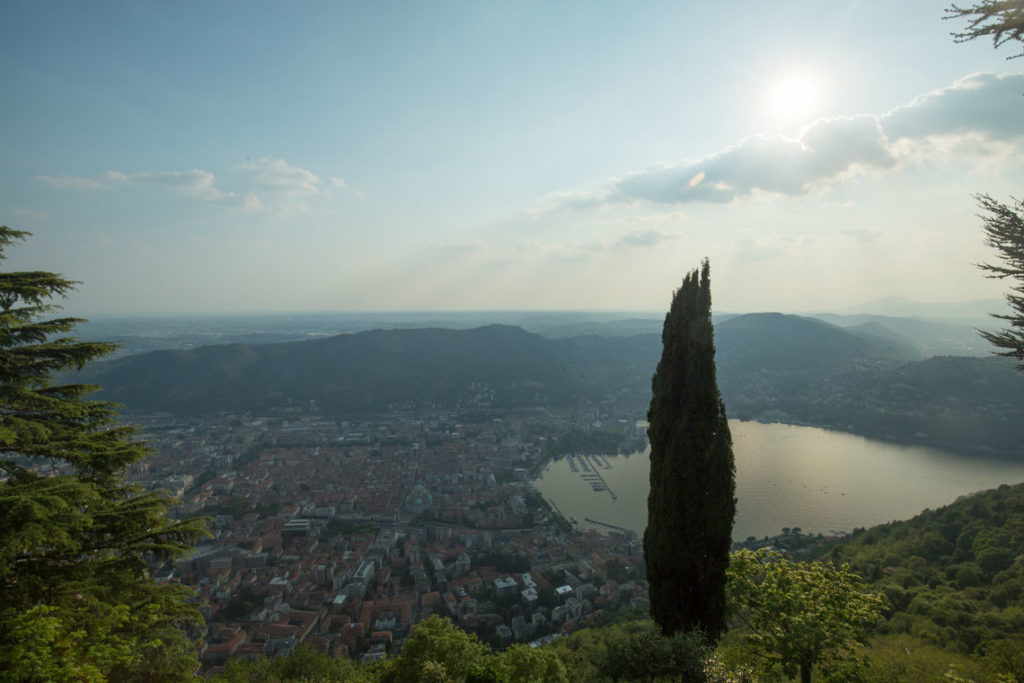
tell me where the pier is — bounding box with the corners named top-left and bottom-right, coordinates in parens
top-left (581, 454), bottom-right (617, 501)
top-left (584, 517), bottom-right (634, 535)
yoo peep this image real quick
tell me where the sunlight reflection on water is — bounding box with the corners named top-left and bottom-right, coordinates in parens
top-left (534, 420), bottom-right (1024, 540)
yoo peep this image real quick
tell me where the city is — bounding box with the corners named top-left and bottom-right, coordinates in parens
top-left (129, 407), bottom-right (650, 674)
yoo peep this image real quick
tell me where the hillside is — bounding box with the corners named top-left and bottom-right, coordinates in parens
top-left (85, 325), bottom-right (578, 413)
top-left (814, 483), bottom-right (1024, 677)
top-left (80, 315), bottom-right (1024, 455)
top-left (815, 312), bottom-right (991, 357)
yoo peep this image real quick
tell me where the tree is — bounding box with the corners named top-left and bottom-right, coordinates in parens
top-left (944, 3), bottom-right (1024, 369)
top-left (493, 644), bottom-right (569, 683)
top-left (945, 1), bottom-right (1024, 58)
top-left (973, 195), bottom-right (1024, 368)
top-left (377, 614), bottom-right (493, 682)
top-left (0, 227), bottom-right (208, 681)
top-left (596, 626), bottom-right (707, 682)
top-left (214, 644), bottom-right (372, 682)
top-left (644, 259), bottom-right (736, 642)
top-left (726, 550), bottom-right (887, 683)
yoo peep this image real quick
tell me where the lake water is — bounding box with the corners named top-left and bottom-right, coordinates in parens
top-left (533, 420), bottom-right (1024, 541)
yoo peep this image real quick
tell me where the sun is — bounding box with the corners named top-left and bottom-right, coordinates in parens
top-left (764, 71), bottom-right (821, 123)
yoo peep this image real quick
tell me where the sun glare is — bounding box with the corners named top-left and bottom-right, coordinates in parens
top-left (765, 71), bottom-right (820, 122)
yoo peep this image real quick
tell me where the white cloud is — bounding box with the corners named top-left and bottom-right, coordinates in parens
top-left (237, 158), bottom-right (321, 200)
top-left (329, 175), bottom-right (365, 198)
top-left (839, 227), bottom-right (883, 243)
top-left (881, 72), bottom-right (1024, 142)
top-left (545, 72), bottom-right (1024, 211)
top-left (105, 169), bottom-right (255, 207)
top-left (35, 157), bottom-right (346, 214)
top-left (617, 229), bottom-right (677, 247)
top-left (12, 207), bottom-right (46, 218)
top-left (529, 187), bottom-right (617, 216)
top-left (36, 174), bottom-right (107, 190)
top-left (614, 114), bottom-right (895, 205)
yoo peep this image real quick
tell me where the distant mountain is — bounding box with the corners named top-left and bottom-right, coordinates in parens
top-left (86, 325), bottom-right (580, 413)
top-left (715, 312), bottom-right (920, 374)
top-left (825, 296), bottom-right (1008, 324)
top-left (813, 313), bottom-right (991, 357)
top-left (81, 314), bottom-right (1023, 456)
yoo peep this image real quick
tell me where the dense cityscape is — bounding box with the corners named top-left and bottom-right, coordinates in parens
top-left (131, 408), bottom-right (652, 674)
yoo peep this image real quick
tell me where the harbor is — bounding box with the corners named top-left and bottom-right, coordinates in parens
top-left (566, 453), bottom-right (617, 501)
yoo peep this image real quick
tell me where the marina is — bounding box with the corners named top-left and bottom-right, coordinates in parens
top-left (566, 453), bottom-right (618, 501)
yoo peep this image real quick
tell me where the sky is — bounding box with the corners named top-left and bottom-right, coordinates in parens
top-left (1, 1), bottom-right (1022, 315)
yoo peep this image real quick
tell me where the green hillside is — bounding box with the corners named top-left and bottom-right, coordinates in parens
top-left (816, 483), bottom-right (1024, 681)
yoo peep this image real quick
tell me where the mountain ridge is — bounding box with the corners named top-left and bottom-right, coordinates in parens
top-left (79, 314), bottom-right (1024, 456)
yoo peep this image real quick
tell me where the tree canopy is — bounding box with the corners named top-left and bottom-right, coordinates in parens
top-left (945, 1), bottom-right (1024, 57)
top-left (727, 549), bottom-right (887, 683)
top-left (644, 260), bottom-right (736, 642)
top-left (944, 1), bottom-right (1024, 370)
top-left (0, 227), bottom-right (208, 681)
top-left (973, 194), bottom-right (1024, 369)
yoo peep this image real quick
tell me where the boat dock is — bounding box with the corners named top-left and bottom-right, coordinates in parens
top-left (579, 453), bottom-right (616, 501)
top-left (584, 517), bottom-right (633, 535)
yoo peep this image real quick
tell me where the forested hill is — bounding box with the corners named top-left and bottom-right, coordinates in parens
top-left (816, 482), bottom-right (1024, 668)
top-left (82, 324), bottom-right (593, 413)
top-left (80, 314), bottom-right (1024, 455)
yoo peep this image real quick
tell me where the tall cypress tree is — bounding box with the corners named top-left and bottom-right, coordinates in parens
top-left (0, 227), bottom-right (208, 681)
top-left (644, 259), bottom-right (735, 642)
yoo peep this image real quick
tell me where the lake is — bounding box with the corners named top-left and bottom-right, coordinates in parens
top-left (533, 420), bottom-right (1024, 541)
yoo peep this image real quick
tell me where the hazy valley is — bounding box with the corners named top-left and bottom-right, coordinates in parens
top-left (78, 305), bottom-right (1024, 457)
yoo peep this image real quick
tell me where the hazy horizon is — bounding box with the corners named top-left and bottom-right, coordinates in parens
top-left (3, 2), bottom-right (1022, 315)
top-left (69, 294), bottom-right (1008, 320)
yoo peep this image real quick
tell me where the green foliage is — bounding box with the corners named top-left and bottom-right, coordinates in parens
top-left (972, 194), bottom-right (1024, 369)
top-left (548, 618), bottom-right (708, 682)
top-left (821, 484), bottom-right (1024, 657)
top-left (598, 627), bottom-right (707, 682)
top-left (727, 549), bottom-right (887, 683)
top-left (645, 260), bottom-right (736, 641)
top-left (377, 615), bottom-right (494, 682)
top-left (945, 1), bottom-right (1024, 57)
top-left (492, 644), bottom-right (568, 683)
top-left (0, 227), bottom-right (208, 681)
top-left (860, 633), bottom-right (992, 683)
top-left (945, 3), bottom-right (1024, 368)
top-left (215, 644), bottom-right (371, 682)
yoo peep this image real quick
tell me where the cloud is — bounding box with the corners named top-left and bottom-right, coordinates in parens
top-left (528, 187), bottom-right (617, 216)
top-left (839, 227), bottom-right (883, 243)
top-left (37, 167), bottom-right (259, 209)
top-left (546, 71), bottom-right (1024, 211)
top-left (617, 229), bottom-right (676, 247)
top-left (329, 175), bottom-right (365, 198)
top-left (615, 114), bottom-right (895, 205)
top-left (237, 158), bottom-right (321, 200)
top-left (36, 174), bottom-right (107, 190)
top-left (35, 157), bottom-right (350, 214)
top-left (624, 116), bottom-right (900, 205)
top-left (12, 207), bottom-right (46, 218)
top-left (881, 72), bottom-right (1024, 142)
top-left (105, 169), bottom-right (258, 208)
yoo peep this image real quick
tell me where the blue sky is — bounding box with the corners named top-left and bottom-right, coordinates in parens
top-left (2, 1), bottom-right (1022, 314)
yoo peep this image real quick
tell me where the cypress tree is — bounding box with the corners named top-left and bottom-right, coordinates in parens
top-left (643, 259), bottom-right (735, 642)
top-left (0, 227), bottom-right (208, 681)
